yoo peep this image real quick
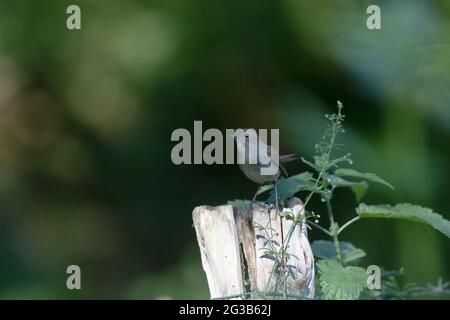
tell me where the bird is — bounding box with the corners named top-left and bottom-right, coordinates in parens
top-left (232, 129), bottom-right (298, 208)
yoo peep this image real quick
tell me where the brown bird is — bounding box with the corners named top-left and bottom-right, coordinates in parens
top-left (233, 129), bottom-right (298, 207)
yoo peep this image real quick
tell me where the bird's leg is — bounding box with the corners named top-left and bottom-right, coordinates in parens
top-left (251, 185), bottom-right (271, 212)
top-left (252, 187), bottom-right (259, 203)
top-left (249, 186), bottom-right (260, 211)
top-left (274, 180), bottom-right (279, 214)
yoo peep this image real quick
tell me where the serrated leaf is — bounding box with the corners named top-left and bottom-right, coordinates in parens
top-left (326, 174), bottom-right (369, 202)
top-left (311, 240), bottom-right (366, 264)
top-left (356, 203), bottom-right (450, 238)
top-left (227, 199), bottom-right (251, 207)
top-left (317, 259), bottom-right (368, 300)
top-left (267, 172), bottom-right (315, 203)
top-left (343, 249), bottom-right (366, 264)
top-left (334, 168), bottom-right (394, 190)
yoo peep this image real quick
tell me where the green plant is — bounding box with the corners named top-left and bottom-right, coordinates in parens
top-left (229, 102), bottom-right (450, 300)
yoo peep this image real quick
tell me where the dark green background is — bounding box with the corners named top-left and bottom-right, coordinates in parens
top-left (0, 0), bottom-right (448, 298)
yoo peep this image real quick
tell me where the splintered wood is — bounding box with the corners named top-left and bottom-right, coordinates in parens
top-left (192, 198), bottom-right (315, 299)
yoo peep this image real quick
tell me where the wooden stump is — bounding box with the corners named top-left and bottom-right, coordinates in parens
top-left (192, 197), bottom-right (315, 299)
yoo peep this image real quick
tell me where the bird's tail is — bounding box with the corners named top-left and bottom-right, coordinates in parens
top-left (279, 153), bottom-right (298, 177)
top-left (279, 153), bottom-right (298, 163)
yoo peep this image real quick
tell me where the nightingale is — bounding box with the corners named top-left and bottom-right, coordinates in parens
top-left (232, 129), bottom-right (297, 207)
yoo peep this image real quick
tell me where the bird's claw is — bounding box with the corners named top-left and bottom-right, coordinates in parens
top-left (268, 203), bottom-right (280, 213)
top-left (250, 201), bottom-right (271, 213)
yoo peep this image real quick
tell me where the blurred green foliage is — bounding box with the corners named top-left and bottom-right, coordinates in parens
top-left (0, 0), bottom-right (448, 298)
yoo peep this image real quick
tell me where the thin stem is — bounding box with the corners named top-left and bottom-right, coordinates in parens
top-left (264, 264), bottom-right (276, 294)
top-left (326, 198), bottom-right (335, 226)
top-left (333, 234), bottom-right (342, 263)
top-left (263, 105), bottom-right (344, 294)
top-left (261, 217), bottom-right (279, 297)
top-left (282, 169), bottom-right (325, 246)
top-left (265, 156), bottom-right (329, 293)
top-left (326, 199), bottom-right (342, 263)
top-left (306, 220), bottom-right (332, 236)
top-left (283, 104), bottom-right (340, 246)
top-left (337, 216), bottom-right (361, 235)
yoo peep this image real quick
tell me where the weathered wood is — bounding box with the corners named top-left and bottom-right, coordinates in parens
top-left (252, 205), bottom-right (283, 292)
top-left (193, 198), bottom-right (315, 299)
top-left (282, 198), bottom-right (315, 297)
top-left (233, 206), bottom-right (257, 292)
top-left (192, 205), bottom-right (243, 298)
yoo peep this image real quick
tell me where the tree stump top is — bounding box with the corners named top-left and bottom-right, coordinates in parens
top-left (193, 198), bottom-right (315, 299)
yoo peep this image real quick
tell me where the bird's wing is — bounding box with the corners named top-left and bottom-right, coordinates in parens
top-left (279, 153), bottom-right (298, 176)
top-left (255, 142), bottom-right (276, 167)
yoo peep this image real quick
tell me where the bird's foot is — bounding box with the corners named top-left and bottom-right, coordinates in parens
top-left (268, 202), bottom-right (282, 214)
top-left (250, 201), bottom-right (270, 212)
top-left (267, 203), bottom-right (279, 213)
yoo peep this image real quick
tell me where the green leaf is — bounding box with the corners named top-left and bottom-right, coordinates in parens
top-left (343, 248), bottom-right (366, 265)
top-left (256, 184), bottom-right (274, 195)
top-left (267, 172), bottom-right (315, 203)
top-left (227, 199), bottom-right (251, 207)
top-left (317, 259), bottom-right (368, 300)
top-left (349, 182), bottom-right (369, 203)
top-left (326, 174), bottom-right (368, 202)
top-left (311, 240), bottom-right (366, 264)
top-left (356, 203), bottom-right (450, 238)
top-left (334, 168), bottom-right (394, 190)
top-left (279, 209), bottom-right (294, 220)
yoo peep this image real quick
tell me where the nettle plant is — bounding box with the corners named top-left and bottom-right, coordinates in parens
top-left (231, 102), bottom-right (450, 300)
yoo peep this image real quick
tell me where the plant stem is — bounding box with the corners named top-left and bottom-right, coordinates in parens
top-left (306, 220), bottom-right (332, 236)
top-left (333, 236), bottom-right (342, 263)
top-left (337, 216), bottom-right (360, 235)
top-left (266, 155), bottom-right (328, 292)
top-left (326, 198), bottom-right (335, 226)
top-left (282, 168), bottom-right (326, 247)
top-left (263, 105), bottom-right (345, 294)
top-left (326, 199), bottom-right (342, 263)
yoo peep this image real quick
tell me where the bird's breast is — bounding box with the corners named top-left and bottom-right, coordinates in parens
top-left (238, 163), bottom-right (279, 184)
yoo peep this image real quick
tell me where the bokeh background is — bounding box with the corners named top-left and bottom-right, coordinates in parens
top-left (0, 0), bottom-right (448, 299)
